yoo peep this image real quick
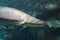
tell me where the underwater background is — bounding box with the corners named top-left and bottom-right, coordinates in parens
top-left (0, 0), bottom-right (60, 40)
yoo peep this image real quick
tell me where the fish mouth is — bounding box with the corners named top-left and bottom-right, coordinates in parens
top-left (27, 20), bottom-right (44, 25)
top-left (22, 21), bottom-right (45, 27)
top-left (24, 18), bottom-right (44, 25)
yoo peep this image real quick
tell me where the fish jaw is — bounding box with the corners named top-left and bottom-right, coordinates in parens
top-left (22, 14), bottom-right (44, 25)
top-left (27, 18), bottom-right (44, 24)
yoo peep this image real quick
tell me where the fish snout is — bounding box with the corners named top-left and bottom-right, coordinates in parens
top-left (35, 20), bottom-right (44, 24)
top-left (27, 19), bottom-right (44, 25)
top-left (34, 20), bottom-right (44, 24)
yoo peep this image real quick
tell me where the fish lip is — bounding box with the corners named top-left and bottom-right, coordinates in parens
top-left (22, 21), bottom-right (45, 27)
top-left (25, 21), bottom-right (45, 24)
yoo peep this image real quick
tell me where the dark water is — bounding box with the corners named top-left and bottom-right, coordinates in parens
top-left (0, 0), bottom-right (60, 40)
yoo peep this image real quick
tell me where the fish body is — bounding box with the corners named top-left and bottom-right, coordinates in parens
top-left (0, 7), bottom-right (44, 27)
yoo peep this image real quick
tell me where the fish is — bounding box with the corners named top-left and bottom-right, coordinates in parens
top-left (0, 7), bottom-right (45, 27)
